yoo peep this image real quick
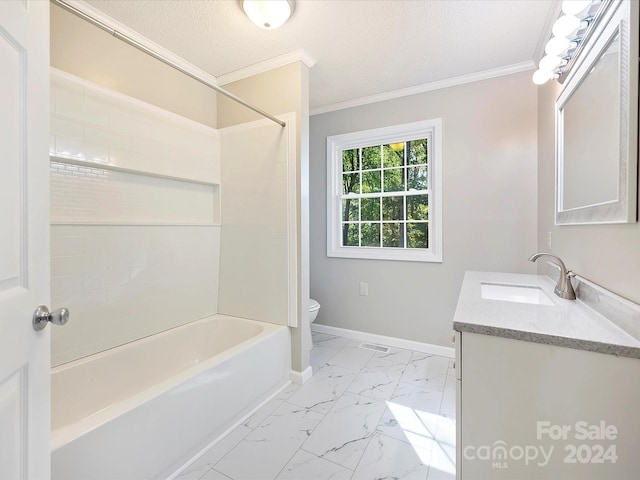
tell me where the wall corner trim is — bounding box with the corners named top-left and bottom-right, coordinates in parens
top-left (310, 60), bottom-right (536, 116)
top-left (58, 0), bottom-right (220, 87)
top-left (217, 49), bottom-right (317, 86)
top-left (311, 324), bottom-right (455, 359)
top-left (290, 366), bottom-right (313, 384)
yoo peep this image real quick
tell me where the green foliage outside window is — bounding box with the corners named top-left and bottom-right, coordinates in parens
top-left (340, 138), bottom-right (429, 250)
top-left (361, 223), bottom-right (380, 247)
top-left (362, 170), bottom-right (381, 193)
top-left (342, 149), bottom-right (358, 172)
top-left (362, 146), bottom-right (381, 169)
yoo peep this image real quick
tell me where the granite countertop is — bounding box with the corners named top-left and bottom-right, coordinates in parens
top-left (452, 271), bottom-right (640, 359)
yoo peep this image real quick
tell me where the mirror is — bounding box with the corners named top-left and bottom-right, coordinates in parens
top-left (562, 33), bottom-right (619, 211)
top-left (556, 0), bottom-right (638, 224)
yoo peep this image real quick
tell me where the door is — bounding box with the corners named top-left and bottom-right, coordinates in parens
top-left (0, 1), bottom-right (51, 479)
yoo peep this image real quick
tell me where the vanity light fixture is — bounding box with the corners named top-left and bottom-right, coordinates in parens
top-left (552, 13), bottom-right (582, 37)
top-left (242, 0), bottom-right (295, 30)
top-left (544, 36), bottom-right (572, 56)
top-left (561, 0), bottom-right (593, 15)
top-left (532, 0), bottom-right (603, 85)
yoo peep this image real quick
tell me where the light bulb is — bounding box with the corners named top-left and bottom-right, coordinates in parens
top-left (552, 15), bottom-right (581, 38)
top-left (561, 0), bottom-right (591, 16)
top-left (532, 69), bottom-right (553, 85)
top-left (539, 55), bottom-right (562, 71)
top-left (243, 0), bottom-right (294, 30)
top-left (545, 36), bottom-right (571, 56)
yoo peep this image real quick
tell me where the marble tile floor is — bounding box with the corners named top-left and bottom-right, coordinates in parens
top-left (176, 332), bottom-right (456, 480)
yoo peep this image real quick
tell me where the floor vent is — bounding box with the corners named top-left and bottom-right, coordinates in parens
top-left (359, 342), bottom-right (391, 353)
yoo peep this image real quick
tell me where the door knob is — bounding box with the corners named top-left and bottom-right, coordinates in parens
top-left (33, 305), bottom-right (69, 331)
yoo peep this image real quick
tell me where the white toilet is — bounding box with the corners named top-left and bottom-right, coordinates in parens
top-left (307, 299), bottom-right (321, 351)
top-left (309, 298), bottom-right (320, 323)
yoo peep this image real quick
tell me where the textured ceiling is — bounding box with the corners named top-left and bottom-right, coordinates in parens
top-left (82, 0), bottom-right (553, 110)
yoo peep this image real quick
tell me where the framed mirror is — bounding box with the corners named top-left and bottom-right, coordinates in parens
top-left (555, 0), bottom-right (638, 225)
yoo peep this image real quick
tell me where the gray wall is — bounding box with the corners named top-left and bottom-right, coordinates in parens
top-left (537, 81), bottom-right (640, 303)
top-left (310, 71), bottom-right (539, 347)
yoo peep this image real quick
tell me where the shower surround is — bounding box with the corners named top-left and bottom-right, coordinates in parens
top-left (49, 69), bottom-right (299, 478)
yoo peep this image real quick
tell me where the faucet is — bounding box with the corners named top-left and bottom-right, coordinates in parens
top-left (528, 252), bottom-right (576, 300)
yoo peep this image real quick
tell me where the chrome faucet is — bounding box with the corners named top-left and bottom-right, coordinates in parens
top-left (528, 253), bottom-right (576, 300)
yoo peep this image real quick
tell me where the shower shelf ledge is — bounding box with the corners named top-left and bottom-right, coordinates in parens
top-left (50, 221), bottom-right (221, 226)
top-left (50, 155), bottom-right (220, 187)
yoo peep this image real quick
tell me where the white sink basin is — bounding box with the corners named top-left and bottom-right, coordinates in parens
top-left (480, 282), bottom-right (554, 306)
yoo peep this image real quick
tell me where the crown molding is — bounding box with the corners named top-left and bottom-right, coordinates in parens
top-left (310, 61), bottom-right (536, 116)
top-left (55, 0), bottom-right (219, 87)
top-left (533, 1), bottom-right (564, 64)
top-left (217, 49), bottom-right (316, 85)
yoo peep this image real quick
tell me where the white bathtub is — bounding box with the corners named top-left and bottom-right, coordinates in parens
top-left (51, 314), bottom-right (290, 479)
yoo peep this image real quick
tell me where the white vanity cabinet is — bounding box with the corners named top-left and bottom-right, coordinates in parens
top-left (453, 271), bottom-right (640, 480)
top-left (455, 329), bottom-right (640, 479)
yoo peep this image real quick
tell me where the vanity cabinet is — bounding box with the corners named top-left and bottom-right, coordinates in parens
top-left (455, 331), bottom-right (640, 480)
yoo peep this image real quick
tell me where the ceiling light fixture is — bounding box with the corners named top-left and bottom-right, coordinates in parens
top-left (242, 0), bottom-right (295, 30)
top-left (532, 0), bottom-right (603, 85)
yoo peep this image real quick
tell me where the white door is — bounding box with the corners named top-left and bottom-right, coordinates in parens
top-left (0, 1), bottom-right (51, 479)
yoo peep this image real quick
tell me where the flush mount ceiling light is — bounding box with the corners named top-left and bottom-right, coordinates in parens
top-left (532, 0), bottom-right (603, 85)
top-left (242, 0), bottom-right (295, 30)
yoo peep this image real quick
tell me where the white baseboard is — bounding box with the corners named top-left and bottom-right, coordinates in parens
top-left (290, 366), bottom-right (313, 384)
top-left (311, 324), bottom-right (455, 359)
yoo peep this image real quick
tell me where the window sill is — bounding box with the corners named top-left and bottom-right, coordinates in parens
top-left (327, 246), bottom-right (442, 263)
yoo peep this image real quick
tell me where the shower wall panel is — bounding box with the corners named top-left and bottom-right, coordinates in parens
top-left (218, 115), bottom-right (297, 327)
top-left (51, 225), bottom-right (220, 366)
top-left (50, 71), bottom-right (221, 366)
top-left (51, 69), bottom-right (220, 184)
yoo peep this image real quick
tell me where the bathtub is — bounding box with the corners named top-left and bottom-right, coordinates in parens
top-left (51, 314), bottom-right (290, 479)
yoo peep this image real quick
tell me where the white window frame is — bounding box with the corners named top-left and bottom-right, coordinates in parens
top-left (326, 118), bottom-right (443, 262)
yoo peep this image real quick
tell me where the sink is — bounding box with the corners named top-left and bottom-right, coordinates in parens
top-left (480, 282), bottom-right (554, 306)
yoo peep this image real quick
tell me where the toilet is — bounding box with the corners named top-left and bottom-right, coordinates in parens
top-left (307, 299), bottom-right (321, 351)
top-left (309, 298), bottom-right (320, 323)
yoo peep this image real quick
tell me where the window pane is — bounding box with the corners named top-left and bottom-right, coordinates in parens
top-left (361, 198), bottom-right (380, 221)
top-left (362, 170), bottom-right (381, 193)
top-left (383, 144), bottom-right (405, 168)
top-left (383, 222), bottom-right (405, 248)
top-left (362, 146), bottom-right (381, 169)
top-left (383, 168), bottom-right (405, 192)
top-left (407, 222), bottom-right (429, 248)
top-left (343, 173), bottom-right (361, 194)
top-left (342, 223), bottom-right (359, 246)
top-left (408, 139), bottom-right (428, 165)
top-left (361, 223), bottom-right (381, 247)
top-left (407, 195), bottom-right (428, 221)
top-left (407, 166), bottom-right (428, 190)
top-left (342, 199), bottom-right (359, 222)
top-left (342, 149), bottom-right (359, 172)
top-left (382, 196), bottom-right (404, 221)
top-left (329, 121), bottom-right (440, 261)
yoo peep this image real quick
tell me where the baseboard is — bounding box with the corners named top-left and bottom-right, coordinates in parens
top-left (311, 324), bottom-right (455, 359)
top-left (290, 366), bottom-right (313, 384)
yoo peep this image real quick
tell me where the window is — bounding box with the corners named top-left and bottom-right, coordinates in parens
top-left (327, 119), bottom-right (442, 262)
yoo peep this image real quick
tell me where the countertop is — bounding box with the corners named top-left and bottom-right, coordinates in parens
top-left (452, 271), bottom-right (640, 359)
